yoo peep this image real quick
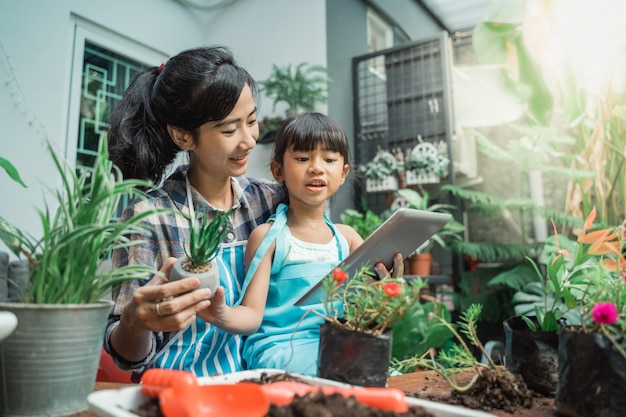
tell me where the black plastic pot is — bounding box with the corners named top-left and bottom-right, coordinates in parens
top-left (317, 321), bottom-right (392, 387)
top-left (503, 316), bottom-right (558, 396)
top-left (555, 325), bottom-right (626, 417)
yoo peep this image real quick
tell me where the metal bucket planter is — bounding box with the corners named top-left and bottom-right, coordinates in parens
top-left (0, 301), bottom-right (113, 417)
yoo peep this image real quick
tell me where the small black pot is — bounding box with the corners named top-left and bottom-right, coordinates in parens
top-left (503, 316), bottom-right (558, 396)
top-left (555, 325), bottom-right (626, 417)
top-left (317, 321), bottom-right (392, 387)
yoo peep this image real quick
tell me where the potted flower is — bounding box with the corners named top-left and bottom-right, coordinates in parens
top-left (316, 266), bottom-right (427, 387)
top-left (502, 213), bottom-right (591, 397)
top-left (357, 147), bottom-right (402, 192)
top-left (169, 206), bottom-right (230, 296)
top-left (258, 62), bottom-right (330, 142)
top-left (551, 207), bottom-right (626, 416)
top-left (0, 138), bottom-right (160, 417)
top-left (404, 142), bottom-right (450, 185)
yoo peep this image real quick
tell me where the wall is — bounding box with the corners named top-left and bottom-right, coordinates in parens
top-left (0, 0), bottom-right (439, 251)
top-left (0, 0), bottom-right (203, 252)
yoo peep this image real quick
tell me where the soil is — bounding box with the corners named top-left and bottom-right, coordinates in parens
top-left (135, 371), bottom-right (435, 417)
top-left (391, 367), bottom-right (556, 417)
top-left (135, 368), bottom-right (554, 417)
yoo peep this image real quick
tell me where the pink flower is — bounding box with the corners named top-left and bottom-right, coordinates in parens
top-left (591, 302), bottom-right (619, 325)
top-left (382, 283), bottom-right (403, 297)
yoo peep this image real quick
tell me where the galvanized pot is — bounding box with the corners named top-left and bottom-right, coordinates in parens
top-left (0, 301), bottom-right (113, 417)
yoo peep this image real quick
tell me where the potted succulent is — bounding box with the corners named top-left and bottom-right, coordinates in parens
top-left (258, 62), bottom-right (330, 142)
top-left (316, 266), bottom-right (427, 387)
top-left (357, 147), bottom-right (402, 192)
top-left (0, 138), bottom-right (159, 417)
top-left (168, 206), bottom-right (231, 297)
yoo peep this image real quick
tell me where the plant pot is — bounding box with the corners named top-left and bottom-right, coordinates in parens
top-left (169, 257), bottom-right (219, 298)
top-left (407, 253), bottom-right (432, 276)
top-left (0, 301), bottom-right (113, 417)
top-left (365, 176), bottom-right (398, 193)
top-left (317, 321), bottom-right (392, 387)
top-left (503, 316), bottom-right (558, 397)
top-left (554, 325), bottom-right (626, 417)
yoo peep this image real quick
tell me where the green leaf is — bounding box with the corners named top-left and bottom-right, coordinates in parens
top-left (0, 156), bottom-right (27, 188)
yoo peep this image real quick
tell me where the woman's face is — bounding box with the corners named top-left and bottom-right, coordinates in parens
top-left (190, 84), bottom-right (259, 180)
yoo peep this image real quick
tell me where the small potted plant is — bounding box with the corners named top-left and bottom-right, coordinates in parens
top-left (547, 207), bottom-right (626, 416)
top-left (357, 147), bottom-right (402, 192)
top-left (0, 138), bottom-right (160, 416)
top-left (316, 266), bottom-right (427, 387)
top-left (404, 142), bottom-right (450, 185)
top-left (169, 207), bottom-right (230, 297)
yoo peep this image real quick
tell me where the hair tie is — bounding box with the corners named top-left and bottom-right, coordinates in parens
top-left (158, 62), bottom-right (166, 74)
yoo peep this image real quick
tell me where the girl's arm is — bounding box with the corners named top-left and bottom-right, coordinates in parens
top-left (199, 224), bottom-right (274, 335)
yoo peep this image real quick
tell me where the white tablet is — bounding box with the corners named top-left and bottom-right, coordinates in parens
top-left (295, 208), bottom-right (451, 306)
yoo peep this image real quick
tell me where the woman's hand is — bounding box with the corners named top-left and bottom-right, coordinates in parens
top-left (374, 252), bottom-right (404, 279)
top-left (125, 257), bottom-right (213, 332)
top-left (111, 257), bottom-right (214, 363)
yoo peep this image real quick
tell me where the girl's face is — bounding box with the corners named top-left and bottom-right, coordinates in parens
top-left (272, 143), bottom-right (349, 208)
top-left (188, 84), bottom-right (258, 180)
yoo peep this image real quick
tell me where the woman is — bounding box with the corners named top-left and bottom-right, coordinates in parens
top-left (104, 46), bottom-right (284, 381)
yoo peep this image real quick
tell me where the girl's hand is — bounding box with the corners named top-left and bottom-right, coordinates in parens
top-left (374, 252), bottom-right (404, 279)
top-left (196, 286), bottom-right (228, 324)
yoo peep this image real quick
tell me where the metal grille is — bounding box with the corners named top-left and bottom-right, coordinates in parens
top-left (353, 32), bottom-right (454, 214)
top-left (76, 42), bottom-right (146, 172)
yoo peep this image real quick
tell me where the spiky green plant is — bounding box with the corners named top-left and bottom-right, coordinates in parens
top-left (0, 138), bottom-right (165, 304)
top-left (392, 303), bottom-right (493, 392)
top-left (259, 62), bottom-right (330, 118)
top-left (183, 206), bottom-right (230, 268)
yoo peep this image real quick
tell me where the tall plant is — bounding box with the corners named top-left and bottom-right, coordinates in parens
top-left (0, 138), bottom-right (162, 304)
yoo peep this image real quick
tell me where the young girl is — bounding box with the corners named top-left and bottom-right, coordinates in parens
top-left (104, 46), bottom-right (285, 381)
top-left (204, 112), bottom-right (364, 376)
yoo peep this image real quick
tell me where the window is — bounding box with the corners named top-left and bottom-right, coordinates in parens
top-left (76, 42), bottom-right (147, 171)
top-left (66, 16), bottom-right (167, 172)
top-left (367, 8), bottom-right (393, 80)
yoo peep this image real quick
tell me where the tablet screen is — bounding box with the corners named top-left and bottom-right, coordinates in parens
top-left (295, 208), bottom-right (451, 306)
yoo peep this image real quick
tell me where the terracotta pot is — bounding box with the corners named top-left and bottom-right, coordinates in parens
top-left (317, 322), bottom-right (392, 387)
top-left (408, 253), bottom-right (432, 276)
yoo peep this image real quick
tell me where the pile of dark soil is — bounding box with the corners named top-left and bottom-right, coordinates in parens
top-left (447, 367), bottom-right (536, 413)
top-left (399, 366), bottom-right (545, 417)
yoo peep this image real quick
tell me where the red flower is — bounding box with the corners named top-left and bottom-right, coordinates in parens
top-left (591, 302), bottom-right (619, 325)
top-left (332, 268), bottom-right (347, 284)
top-left (382, 282), bottom-right (403, 297)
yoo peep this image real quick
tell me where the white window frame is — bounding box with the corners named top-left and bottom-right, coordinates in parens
top-left (64, 15), bottom-right (167, 166)
top-left (367, 8), bottom-right (393, 81)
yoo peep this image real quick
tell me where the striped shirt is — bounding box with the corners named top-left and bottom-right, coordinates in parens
top-left (103, 165), bottom-right (284, 381)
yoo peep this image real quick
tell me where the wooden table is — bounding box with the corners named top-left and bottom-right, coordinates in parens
top-left (82, 372), bottom-right (556, 417)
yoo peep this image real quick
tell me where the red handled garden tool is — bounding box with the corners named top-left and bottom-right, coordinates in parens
top-left (141, 368), bottom-right (408, 417)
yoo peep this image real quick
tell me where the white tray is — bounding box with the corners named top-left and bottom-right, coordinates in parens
top-left (88, 369), bottom-right (496, 417)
